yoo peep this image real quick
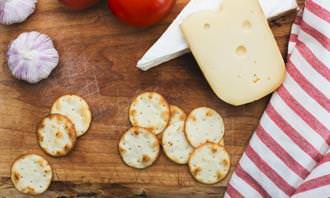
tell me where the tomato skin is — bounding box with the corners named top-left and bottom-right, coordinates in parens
top-left (107, 0), bottom-right (175, 27)
top-left (58, 0), bottom-right (100, 10)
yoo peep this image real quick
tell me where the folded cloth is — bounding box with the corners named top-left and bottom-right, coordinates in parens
top-left (225, 0), bottom-right (330, 197)
top-left (292, 150), bottom-right (330, 198)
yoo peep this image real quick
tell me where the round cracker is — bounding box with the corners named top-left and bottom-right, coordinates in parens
top-left (129, 92), bottom-right (170, 135)
top-left (51, 95), bottom-right (92, 137)
top-left (11, 154), bottom-right (52, 195)
top-left (185, 107), bottom-right (224, 148)
top-left (119, 127), bottom-right (160, 169)
top-left (162, 105), bottom-right (193, 164)
top-left (37, 114), bottom-right (77, 157)
top-left (189, 143), bottom-right (230, 184)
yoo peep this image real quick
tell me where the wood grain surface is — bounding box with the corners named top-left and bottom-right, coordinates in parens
top-left (0, 0), bottom-right (304, 197)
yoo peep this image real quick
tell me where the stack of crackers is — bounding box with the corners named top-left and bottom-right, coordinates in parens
top-left (11, 95), bottom-right (92, 195)
top-left (38, 95), bottom-right (92, 157)
top-left (119, 92), bottom-right (231, 184)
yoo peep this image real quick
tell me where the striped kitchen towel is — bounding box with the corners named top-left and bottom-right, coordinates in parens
top-left (226, 0), bottom-right (330, 197)
top-left (292, 150), bottom-right (330, 197)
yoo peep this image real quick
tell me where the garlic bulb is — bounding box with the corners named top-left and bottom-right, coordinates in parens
top-left (0, 0), bottom-right (37, 25)
top-left (7, 31), bottom-right (59, 84)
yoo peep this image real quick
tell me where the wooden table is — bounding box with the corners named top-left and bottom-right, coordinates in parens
top-left (0, 0), bottom-right (304, 197)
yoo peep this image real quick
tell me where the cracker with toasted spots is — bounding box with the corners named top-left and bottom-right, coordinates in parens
top-left (162, 105), bottom-right (193, 164)
top-left (119, 127), bottom-right (160, 169)
top-left (185, 107), bottom-right (224, 148)
top-left (37, 114), bottom-right (77, 157)
top-left (189, 143), bottom-right (230, 184)
top-left (11, 154), bottom-right (52, 195)
top-left (129, 92), bottom-right (170, 135)
top-left (51, 95), bottom-right (92, 137)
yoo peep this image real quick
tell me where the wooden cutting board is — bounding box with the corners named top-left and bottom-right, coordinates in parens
top-left (0, 0), bottom-right (303, 197)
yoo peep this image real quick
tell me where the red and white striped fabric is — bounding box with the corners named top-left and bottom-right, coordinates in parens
top-left (225, 0), bottom-right (330, 197)
top-left (292, 150), bottom-right (330, 197)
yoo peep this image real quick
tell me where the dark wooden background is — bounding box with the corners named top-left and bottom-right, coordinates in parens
top-left (0, 0), bottom-right (304, 197)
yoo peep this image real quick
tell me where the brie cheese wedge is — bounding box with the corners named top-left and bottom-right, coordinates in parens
top-left (137, 0), bottom-right (297, 71)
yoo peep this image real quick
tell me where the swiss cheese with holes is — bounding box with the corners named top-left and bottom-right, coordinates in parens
top-left (181, 0), bottom-right (285, 106)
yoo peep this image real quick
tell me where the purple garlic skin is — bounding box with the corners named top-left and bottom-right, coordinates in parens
top-left (7, 31), bottom-right (59, 84)
top-left (0, 0), bottom-right (38, 25)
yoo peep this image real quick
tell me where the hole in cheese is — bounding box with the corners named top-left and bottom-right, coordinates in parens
top-left (204, 23), bottom-right (210, 29)
top-left (235, 45), bottom-right (247, 56)
top-left (252, 74), bottom-right (261, 83)
top-left (242, 20), bottom-right (252, 30)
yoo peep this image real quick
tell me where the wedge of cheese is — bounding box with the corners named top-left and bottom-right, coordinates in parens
top-left (136, 0), bottom-right (297, 71)
top-left (181, 0), bottom-right (285, 106)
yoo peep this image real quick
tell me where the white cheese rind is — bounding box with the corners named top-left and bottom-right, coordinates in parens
top-left (181, 0), bottom-right (286, 106)
top-left (137, 0), bottom-right (297, 71)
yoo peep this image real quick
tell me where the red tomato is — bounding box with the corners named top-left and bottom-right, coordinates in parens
top-left (107, 0), bottom-right (175, 27)
top-left (58, 0), bottom-right (100, 10)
